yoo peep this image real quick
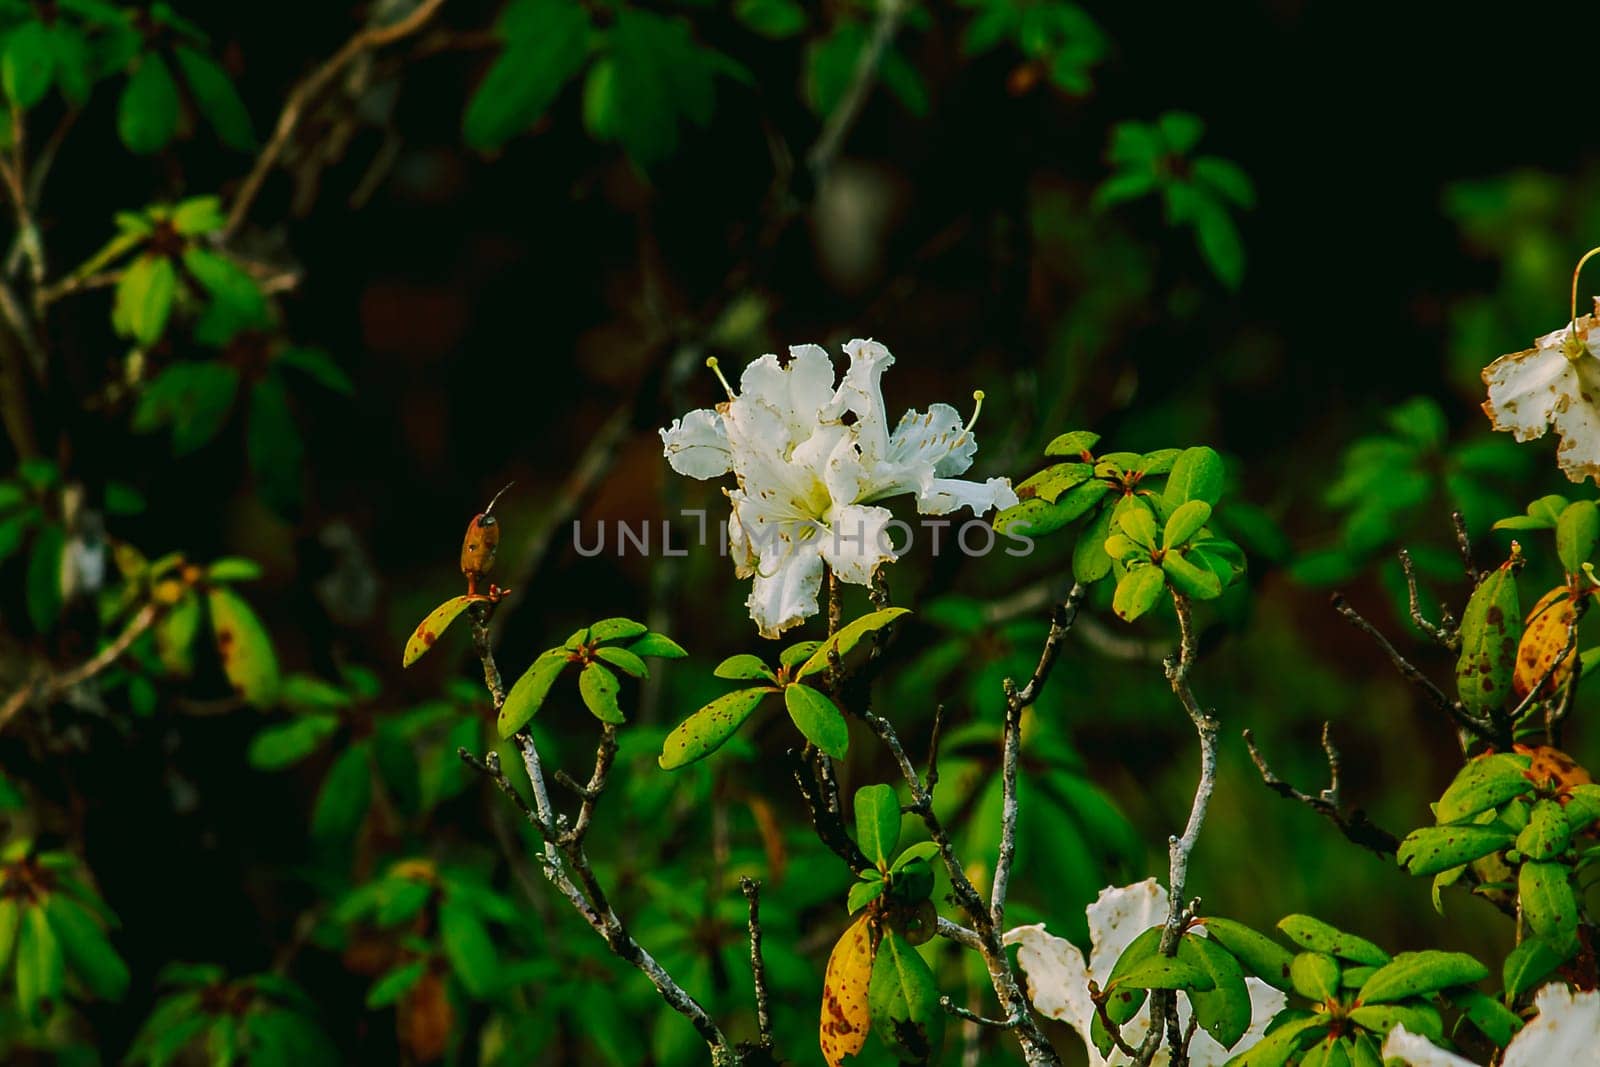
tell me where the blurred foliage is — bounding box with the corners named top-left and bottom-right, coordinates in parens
top-left (0, 0), bottom-right (1591, 1065)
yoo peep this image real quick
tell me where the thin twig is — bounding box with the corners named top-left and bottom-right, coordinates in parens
top-left (993, 582), bottom-right (1087, 928)
top-left (224, 0), bottom-right (449, 239)
top-left (1330, 593), bottom-right (1497, 746)
top-left (940, 997), bottom-right (1022, 1029)
top-left (0, 602), bottom-right (161, 733)
top-left (1452, 511), bottom-right (1478, 583)
top-left (1398, 548), bottom-right (1458, 651)
top-left (806, 0), bottom-right (906, 177)
top-left (1135, 593), bottom-right (1218, 1067)
top-left (1243, 725), bottom-right (1400, 856)
top-left (740, 877), bottom-right (774, 1052)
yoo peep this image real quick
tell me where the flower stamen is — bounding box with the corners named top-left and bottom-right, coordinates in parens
top-left (1566, 246), bottom-right (1600, 361)
top-left (706, 356), bottom-right (735, 399)
top-left (964, 389), bottom-right (985, 433)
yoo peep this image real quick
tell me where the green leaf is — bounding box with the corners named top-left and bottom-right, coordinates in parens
top-left (1112, 953), bottom-right (1214, 992)
top-left (1229, 1014), bottom-right (1325, 1066)
top-left (1437, 752), bottom-right (1532, 825)
top-left (1044, 430), bottom-right (1100, 456)
top-left (1356, 950), bottom-right (1488, 1004)
top-left (854, 783), bottom-right (901, 868)
top-left (275, 347), bottom-right (353, 395)
top-left (1495, 494), bottom-right (1568, 531)
top-left (133, 361), bottom-right (241, 453)
top-left (118, 53), bottom-right (180, 153)
top-left (1158, 111), bottom-right (1204, 152)
top-left (784, 683), bottom-right (848, 758)
top-left (797, 607), bottom-right (909, 678)
top-left (735, 0), bottom-right (806, 38)
top-left (498, 650), bottom-right (571, 737)
top-left (1162, 551), bottom-right (1223, 599)
top-left (156, 592), bottom-right (200, 674)
top-left (1502, 937), bottom-right (1564, 1001)
top-left (1289, 952), bottom-right (1341, 1001)
top-left (45, 25), bottom-right (89, 105)
top-left (1163, 500), bottom-right (1212, 549)
top-left (578, 662), bottom-right (624, 723)
top-left (311, 741), bottom-right (371, 841)
top-left (186, 247), bottom-right (271, 342)
top-left (589, 8), bottom-right (736, 167)
top-left (1556, 500), bottom-right (1600, 573)
top-left (16, 905), bottom-right (62, 1023)
top-left (463, 0), bottom-right (591, 151)
top-left (1454, 565), bottom-right (1522, 716)
top-left (1347, 1003), bottom-right (1444, 1042)
top-left (714, 653), bottom-right (776, 681)
top-left (1276, 915), bottom-right (1390, 966)
top-left (588, 617), bottom-right (647, 642)
top-left (25, 523), bottom-right (64, 632)
top-left (1116, 499), bottom-right (1159, 548)
top-left (1200, 917), bottom-right (1293, 991)
top-left (207, 557), bottom-right (263, 583)
top-left (44, 893), bottom-right (128, 1000)
top-left (594, 645), bottom-right (648, 679)
top-left (365, 960), bottom-right (426, 1009)
top-left (248, 374), bottom-right (304, 514)
top-left (1016, 461), bottom-right (1093, 503)
top-left (208, 586), bottom-right (280, 706)
top-left (0, 898), bottom-right (17, 974)
top-left (1073, 503), bottom-right (1115, 583)
top-left (658, 687), bottom-right (772, 769)
top-left (1192, 156), bottom-right (1255, 208)
top-left (439, 898), bottom-right (498, 998)
top-left (1448, 988), bottom-right (1522, 1046)
top-left (1397, 824), bottom-right (1514, 877)
top-left (1112, 565), bottom-right (1165, 622)
top-left (1515, 798), bottom-right (1571, 861)
top-left (403, 595), bottom-right (478, 668)
top-left (1193, 198), bottom-right (1245, 289)
top-left (628, 632), bottom-right (687, 659)
top-left (173, 46), bottom-right (255, 151)
top-left (247, 715), bottom-right (340, 770)
top-left (1164, 446), bottom-right (1225, 507)
top-left (1181, 934), bottom-right (1253, 1048)
top-left (780, 640), bottom-right (822, 669)
top-left (846, 878), bottom-right (885, 914)
top-left (867, 930), bottom-right (944, 1064)
top-left (1518, 861), bottom-right (1578, 952)
top-left (113, 253), bottom-right (178, 346)
top-left (4, 23), bottom-right (56, 108)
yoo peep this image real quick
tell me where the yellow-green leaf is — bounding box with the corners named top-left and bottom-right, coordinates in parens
top-left (208, 587), bottom-right (279, 706)
top-left (403, 595), bottom-right (477, 668)
top-left (658, 688), bottom-right (773, 770)
top-left (820, 914), bottom-right (874, 1067)
top-left (798, 608), bottom-right (909, 679)
top-left (498, 651), bottom-right (569, 739)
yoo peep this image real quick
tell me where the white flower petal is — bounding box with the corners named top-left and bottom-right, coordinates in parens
top-left (1002, 924), bottom-right (1097, 1049)
top-left (1381, 1025), bottom-right (1477, 1066)
top-left (738, 346), bottom-right (837, 440)
top-left (744, 534), bottom-right (825, 639)
top-left (1086, 878), bottom-right (1168, 981)
top-left (889, 403), bottom-right (977, 477)
top-left (1503, 983), bottom-right (1600, 1067)
top-left (1483, 302), bottom-right (1600, 484)
top-left (820, 503), bottom-right (896, 585)
top-left (660, 408), bottom-right (732, 479)
top-left (917, 475), bottom-right (1019, 516)
top-left (1183, 979), bottom-right (1287, 1066)
top-left (825, 339), bottom-right (897, 461)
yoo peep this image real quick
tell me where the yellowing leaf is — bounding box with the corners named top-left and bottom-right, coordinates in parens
top-left (208, 587), bottom-right (279, 707)
top-left (1514, 588), bottom-right (1577, 700)
top-left (820, 913), bottom-right (875, 1067)
top-left (403, 595), bottom-right (481, 668)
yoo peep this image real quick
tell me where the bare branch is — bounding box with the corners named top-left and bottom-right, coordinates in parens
top-left (1399, 548), bottom-right (1458, 651)
top-left (1243, 725), bottom-right (1400, 857)
top-left (224, 0), bottom-right (450, 239)
top-left (1452, 510), bottom-right (1478, 583)
top-left (740, 878), bottom-right (774, 1053)
top-left (940, 997), bottom-right (1022, 1029)
top-left (0, 602), bottom-right (162, 733)
top-left (806, 0), bottom-right (906, 178)
top-left (1330, 593), bottom-right (1497, 746)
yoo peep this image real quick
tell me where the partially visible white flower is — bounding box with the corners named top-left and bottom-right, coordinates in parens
top-left (1002, 879), bottom-right (1286, 1066)
top-left (660, 339), bottom-right (1016, 638)
top-left (1482, 298), bottom-right (1600, 483)
top-left (1382, 982), bottom-right (1600, 1066)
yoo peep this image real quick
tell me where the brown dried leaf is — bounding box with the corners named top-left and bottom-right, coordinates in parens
top-left (1513, 587), bottom-right (1577, 700)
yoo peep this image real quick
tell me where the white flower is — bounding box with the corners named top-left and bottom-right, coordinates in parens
top-left (1002, 879), bottom-right (1286, 1066)
top-left (1482, 298), bottom-right (1600, 484)
top-left (1382, 982), bottom-right (1600, 1066)
top-left (660, 339), bottom-right (1016, 638)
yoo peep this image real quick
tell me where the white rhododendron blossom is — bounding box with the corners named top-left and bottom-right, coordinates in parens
top-left (1481, 298), bottom-right (1600, 483)
top-left (1382, 982), bottom-right (1600, 1066)
top-left (1002, 879), bottom-right (1286, 1066)
top-left (659, 339), bottom-right (1017, 637)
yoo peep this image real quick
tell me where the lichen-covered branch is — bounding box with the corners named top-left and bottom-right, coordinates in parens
top-left (458, 609), bottom-right (738, 1065)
